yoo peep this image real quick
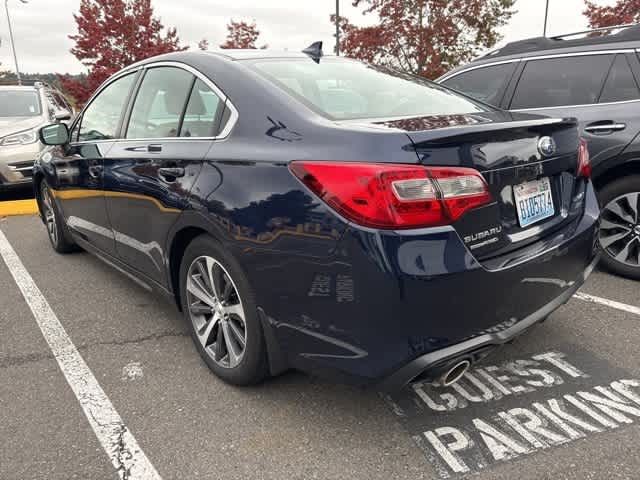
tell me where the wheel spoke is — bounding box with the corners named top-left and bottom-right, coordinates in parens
top-left (626, 192), bottom-right (639, 224)
top-left (189, 302), bottom-right (211, 315)
top-left (42, 190), bottom-right (52, 210)
top-left (615, 238), bottom-right (636, 263)
top-left (187, 276), bottom-right (217, 308)
top-left (192, 272), bottom-right (213, 302)
top-left (605, 199), bottom-right (635, 224)
top-left (600, 218), bottom-right (630, 230)
top-left (196, 312), bottom-right (220, 347)
top-left (221, 320), bottom-right (241, 367)
top-left (195, 259), bottom-right (214, 296)
top-left (221, 281), bottom-right (233, 303)
top-left (600, 229), bottom-right (632, 249)
top-left (224, 303), bottom-right (244, 319)
top-left (227, 319), bottom-right (246, 349)
top-left (210, 263), bottom-right (226, 300)
top-left (213, 324), bottom-right (226, 361)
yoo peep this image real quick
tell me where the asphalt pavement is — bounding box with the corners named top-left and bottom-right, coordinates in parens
top-left (1, 208), bottom-right (639, 480)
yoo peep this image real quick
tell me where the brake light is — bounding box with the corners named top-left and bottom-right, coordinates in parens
top-left (577, 138), bottom-right (591, 178)
top-left (289, 161), bottom-right (492, 229)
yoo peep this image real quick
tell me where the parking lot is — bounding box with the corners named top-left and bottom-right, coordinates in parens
top-left (1, 192), bottom-right (639, 480)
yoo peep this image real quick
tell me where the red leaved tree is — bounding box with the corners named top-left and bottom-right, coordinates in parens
top-left (584, 0), bottom-right (640, 28)
top-left (219, 20), bottom-right (267, 49)
top-left (60, 0), bottom-right (186, 105)
top-left (333, 0), bottom-right (515, 79)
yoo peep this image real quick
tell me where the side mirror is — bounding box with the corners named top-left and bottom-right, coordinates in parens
top-left (54, 110), bottom-right (72, 121)
top-left (39, 123), bottom-right (70, 146)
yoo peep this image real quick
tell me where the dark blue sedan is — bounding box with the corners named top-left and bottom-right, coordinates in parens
top-left (33, 46), bottom-right (599, 390)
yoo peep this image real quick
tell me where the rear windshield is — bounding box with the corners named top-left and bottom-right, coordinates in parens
top-left (0, 90), bottom-right (42, 117)
top-left (248, 58), bottom-right (489, 120)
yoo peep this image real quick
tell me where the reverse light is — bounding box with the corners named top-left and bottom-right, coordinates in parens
top-left (0, 128), bottom-right (38, 146)
top-left (289, 161), bottom-right (493, 229)
top-left (577, 138), bottom-right (591, 178)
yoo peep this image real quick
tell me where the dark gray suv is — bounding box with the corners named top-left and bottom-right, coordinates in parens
top-left (438, 24), bottom-right (640, 279)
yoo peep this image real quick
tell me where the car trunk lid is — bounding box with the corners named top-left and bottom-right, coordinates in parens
top-left (374, 112), bottom-right (583, 259)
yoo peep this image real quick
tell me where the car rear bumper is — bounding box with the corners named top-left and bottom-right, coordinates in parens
top-left (377, 253), bottom-right (598, 391)
top-left (254, 181), bottom-right (600, 388)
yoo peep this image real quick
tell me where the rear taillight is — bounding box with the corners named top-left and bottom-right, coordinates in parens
top-left (577, 138), bottom-right (591, 178)
top-left (289, 161), bottom-right (492, 229)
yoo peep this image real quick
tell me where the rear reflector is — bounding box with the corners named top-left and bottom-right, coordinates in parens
top-left (577, 138), bottom-right (591, 178)
top-left (289, 161), bottom-right (492, 229)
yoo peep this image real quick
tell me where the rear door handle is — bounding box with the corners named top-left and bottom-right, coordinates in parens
top-left (584, 122), bottom-right (626, 134)
top-left (158, 167), bottom-right (185, 180)
top-left (148, 144), bottom-right (163, 153)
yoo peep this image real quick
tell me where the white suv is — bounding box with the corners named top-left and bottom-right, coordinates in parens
top-left (0, 82), bottom-right (73, 190)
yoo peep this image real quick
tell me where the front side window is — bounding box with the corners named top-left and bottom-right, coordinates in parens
top-left (78, 73), bottom-right (136, 142)
top-left (600, 54), bottom-right (640, 103)
top-left (511, 54), bottom-right (614, 109)
top-left (0, 90), bottom-right (42, 117)
top-left (249, 58), bottom-right (489, 120)
top-left (126, 67), bottom-right (194, 139)
top-left (443, 62), bottom-right (517, 106)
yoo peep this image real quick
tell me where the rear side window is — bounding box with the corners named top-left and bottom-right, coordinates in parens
top-left (442, 62), bottom-right (517, 106)
top-left (511, 54), bottom-right (614, 109)
top-left (249, 58), bottom-right (489, 120)
top-left (599, 55), bottom-right (640, 103)
top-left (78, 73), bottom-right (136, 142)
top-left (127, 67), bottom-right (194, 139)
top-left (181, 79), bottom-right (224, 137)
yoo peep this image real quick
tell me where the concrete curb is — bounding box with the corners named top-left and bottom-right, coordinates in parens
top-left (0, 199), bottom-right (39, 217)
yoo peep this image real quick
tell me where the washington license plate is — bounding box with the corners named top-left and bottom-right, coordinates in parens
top-left (514, 177), bottom-right (555, 227)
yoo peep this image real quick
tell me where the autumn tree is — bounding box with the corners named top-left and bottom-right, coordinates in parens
top-left (333, 0), bottom-right (515, 79)
top-left (60, 0), bottom-right (186, 104)
top-left (220, 20), bottom-right (267, 49)
top-left (584, 0), bottom-right (640, 28)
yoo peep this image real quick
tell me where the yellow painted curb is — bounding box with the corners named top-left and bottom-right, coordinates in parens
top-left (0, 199), bottom-right (39, 217)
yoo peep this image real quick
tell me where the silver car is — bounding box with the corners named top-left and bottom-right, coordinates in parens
top-left (0, 82), bottom-right (73, 190)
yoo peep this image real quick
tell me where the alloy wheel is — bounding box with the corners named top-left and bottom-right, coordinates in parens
top-left (41, 185), bottom-right (58, 246)
top-left (186, 256), bottom-right (247, 368)
top-left (599, 192), bottom-right (640, 267)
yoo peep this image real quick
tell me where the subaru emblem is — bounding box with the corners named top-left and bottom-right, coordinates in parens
top-left (538, 136), bottom-right (557, 157)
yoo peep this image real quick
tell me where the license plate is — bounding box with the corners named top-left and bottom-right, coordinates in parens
top-left (513, 177), bottom-right (555, 227)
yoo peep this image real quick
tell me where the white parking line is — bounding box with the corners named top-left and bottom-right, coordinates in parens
top-left (0, 229), bottom-right (161, 480)
top-left (575, 292), bottom-right (640, 316)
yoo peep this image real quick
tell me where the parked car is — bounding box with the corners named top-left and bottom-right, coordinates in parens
top-left (0, 82), bottom-right (74, 191)
top-left (438, 24), bottom-right (640, 279)
top-left (33, 46), bottom-right (599, 390)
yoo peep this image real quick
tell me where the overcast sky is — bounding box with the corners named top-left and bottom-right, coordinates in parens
top-left (0, 0), bottom-right (618, 75)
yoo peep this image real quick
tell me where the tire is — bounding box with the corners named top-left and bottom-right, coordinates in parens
top-left (598, 175), bottom-right (640, 280)
top-left (40, 181), bottom-right (77, 254)
top-left (179, 235), bottom-right (268, 386)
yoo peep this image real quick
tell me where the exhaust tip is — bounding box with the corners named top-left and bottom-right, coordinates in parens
top-left (438, 359), bottom-right (471, 387)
